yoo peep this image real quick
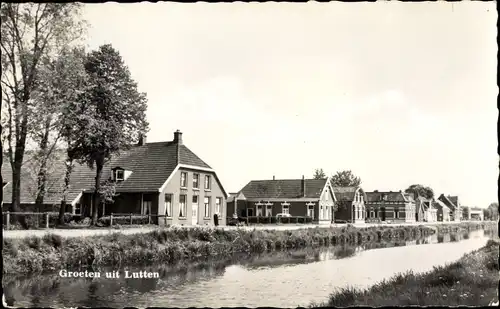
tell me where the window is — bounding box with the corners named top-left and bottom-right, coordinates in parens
top-left (193, 173), bottom-right (199, 189)
top-left (192, 195), bottom-right (199, 216)
top-left (204, 175), bottom-right (211, 190)
top-left (370, 211), bottom-right (374, 218)
top-left (179, 195), bottom-right (187, 217)
top-left (165, 194), bottom-right (172, 217)
top-left (307, 205), bottom-right (314, 218)
top-left (266, 205), bottom-right (273, 217)
top-left (325, 189), bottom-right (329, 201)
top-left (115, 169), bottom-right (124, 181)
top-left (204, 196), bottom-right (211, 217)
top-left (256, 204), bottom-right (263, 216)
top-left (282, 204), bottom-right (290, 215)
top-left (142, 200), bottom-right (152, 215)
top-left (394, 208), bottom-right (399, 219)
top-left (75, 203), bottom-right (81, 215)
top-left (180, 172), bottom-right (187, 188)
top-left (215, 197), bottom-right (221, 214)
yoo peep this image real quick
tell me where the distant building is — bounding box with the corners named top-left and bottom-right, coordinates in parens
top-left (438, 194), bottom-right (461, 222)
top-left (364, 190), bottom-right (416, 223)
top-left (332, 186), bottom-right (367, 224)
top-left (433, 199), bottom-right (451, 222)
top-left (414, 196), bottom-right (437, 222)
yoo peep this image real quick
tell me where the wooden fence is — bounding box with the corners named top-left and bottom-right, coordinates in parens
top-left (2, 211), bottom-right (81, 229)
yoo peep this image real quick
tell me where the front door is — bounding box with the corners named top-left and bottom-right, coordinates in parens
top-left (192, 203), bottom-right (198, 225)
top-left (381, 207), bottom-right (386, 221)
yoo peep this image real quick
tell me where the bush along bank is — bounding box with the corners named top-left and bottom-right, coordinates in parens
top-left (3, 224), bottom-right (437, 275)
top-left (431, 221), bottom-right (497, 234)
top-left (311, 238), bottom-right (499, 307)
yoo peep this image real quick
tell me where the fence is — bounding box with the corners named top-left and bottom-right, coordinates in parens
top-left (229, 215), bottom-right (314, 225)
top-left (99, 213), bottom-right (170, 226)
top-left (2, 211), bottom-right (81, 229)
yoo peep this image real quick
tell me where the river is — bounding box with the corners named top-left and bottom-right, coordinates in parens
top-left (2, 229), bottom-right (493, 308)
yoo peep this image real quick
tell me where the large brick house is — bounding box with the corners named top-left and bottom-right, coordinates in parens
top-left (226, 176), bottom-right (336, 225)
top-left (331, 186), bottom-right (367, 224)
top-left (437, 194), bottom-right (461, 222)
top-left (364, 190), bottom-right (416, 223)
top-left (3, 130), bottom-right (228, 226)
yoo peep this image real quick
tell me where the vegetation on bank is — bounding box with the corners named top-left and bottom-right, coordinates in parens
top-left (3, 224), bottom-right (438, 275)
top-left (311, 235), bottom-right (499, 307)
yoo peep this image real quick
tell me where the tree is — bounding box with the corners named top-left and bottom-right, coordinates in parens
top-left (1, 3), bottom-right (86, 227)
top-left (53, 47), bottom-right (91, 225)
top-left (330, 170), bottom-right (361, 187)
top-left (313, 168), bottom-right (326, 179)
top-left (404, 184), bottom-right (434, 200)
top-left (484, 202), bottom-right (499, 221)
top-left (78, 44), bottom-right (149, 225)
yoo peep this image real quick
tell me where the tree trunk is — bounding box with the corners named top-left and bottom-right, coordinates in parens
top-left (10, 147), bottom-right (28, 229)
top-left (58, 155), bottom-right (74, 225)
top-left (34, 117), bottom-right (52, 210)
top-left (91, 160), bottom-right (104, 225)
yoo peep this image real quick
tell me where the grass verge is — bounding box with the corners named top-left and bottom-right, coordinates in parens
top-left (2, 224), bottom-right (441, 275)
top-left (311, 237), bottom-right (499, 307)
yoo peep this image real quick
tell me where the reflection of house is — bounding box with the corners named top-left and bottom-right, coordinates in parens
top-left (332, 186), bottom-right (367, 224)
top-left (365, 190), bottom-right (416, 223)
top-left (433, 199), bottom-right (450, 222)
top-left (226, 176), bottom-right (336, 224)
top-left (438, 194), bottom-right (461, 222)
top-left (414, 196), bottom-right (437, 222)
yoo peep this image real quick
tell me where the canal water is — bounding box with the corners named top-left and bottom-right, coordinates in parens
top-left (2, 229), bottom-right (494, 308)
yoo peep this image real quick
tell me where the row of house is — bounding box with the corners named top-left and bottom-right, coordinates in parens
top-left (2, 130), bottom-right (466, 226)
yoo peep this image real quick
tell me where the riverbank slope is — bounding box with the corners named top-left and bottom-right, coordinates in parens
top-left (312, 236), bottom-right (499, 307)
top-left (2, 221), bottom-right (494, 276)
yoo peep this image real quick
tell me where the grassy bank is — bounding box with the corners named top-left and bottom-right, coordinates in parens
top-left (3, 224), bottom-right (439, 275)
top-left (312, 237), bottom-right (499, 307)
top-left (431, 221), bottom-right (497, 234)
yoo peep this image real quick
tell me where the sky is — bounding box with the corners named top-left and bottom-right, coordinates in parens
top-left (83, 1), bottom-right (498, 208)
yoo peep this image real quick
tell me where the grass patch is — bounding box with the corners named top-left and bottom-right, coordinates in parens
top-left (312, 237), bottom-right (499, 307)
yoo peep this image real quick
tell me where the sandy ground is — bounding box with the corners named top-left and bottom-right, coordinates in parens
top-left (2, 220), bottom-right (465, 239)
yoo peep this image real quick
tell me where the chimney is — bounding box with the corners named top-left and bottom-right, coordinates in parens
top-left (374, 190), bottom-right (379, 192)
top-left (301, 175), bottom-right (305, 197)
top-left (173, 130), bottom-right (183, 145)
top-left (273, 175), bottom-right (275, 180)
top-left (137, 133), bottom-right (146, 146)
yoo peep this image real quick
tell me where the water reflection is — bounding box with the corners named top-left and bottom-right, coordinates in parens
top-left (2, 229), bottom-right (492, 308)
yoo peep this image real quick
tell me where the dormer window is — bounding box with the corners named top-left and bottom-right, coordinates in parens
top-left (112, 167), bottom-right (129, 182)
top-left (115, 169), bottom-right (124, 181)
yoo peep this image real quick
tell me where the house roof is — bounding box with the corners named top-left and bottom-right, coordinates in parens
top-left (438, 194), bottom-right (458, 210)
top-left (433, 199), bottom-right (450, 211)
top-left (365, 191), bottom-right (407, 203)
top-left (448, 195), bottom-right (459, 207)
top-left (332, 186), bottom-right (365, 201)
top-left (238, 178), bottom-right (329, 200)
top-left (2, 150), bottom-right (71, 205)
top-left (2, 131), bottom-right (225, 205)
